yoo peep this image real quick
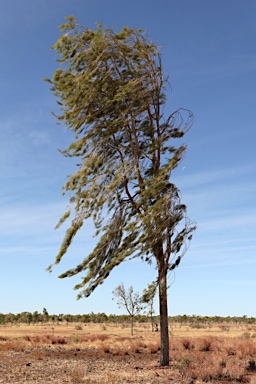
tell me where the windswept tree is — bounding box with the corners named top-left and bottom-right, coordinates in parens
top-left (46, 16), bottom-right (196, 366)
top-left (113, 283), bottom-right (142, 336)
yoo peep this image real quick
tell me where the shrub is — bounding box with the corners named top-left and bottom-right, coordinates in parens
top-left (242, 332), bottom-right (251, 339)
top-left (198, 337), bottom-right (214, 352)
top-left (147, 342), bottom-right (160, 354)
top-left (181, 338), bottom-right (194, 350)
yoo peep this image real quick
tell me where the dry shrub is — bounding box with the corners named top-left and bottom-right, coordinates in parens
top-left (173, 356), bottom-right (192, 375)
top-left (133, 339), bottom-right (146, 348)
top-left (32, 335), bottom-right (41, 343)
top-left (79, 334), bottom-right (109, 343)
top-left (170, 338), bottom-right (182, 351)
top-left (23, 335), bottom-right (31, 341)
top-left (197, 336), bottom-right (216, 352)
top-left (170, 336), bottom-right (253, 383)
top-left (242, 332), bottom-right (251, 339)
top-left (0, 340), bottom-right (25, 351)
top-left (185, 354), bottom-right (245, 382)
top-left (181, 338), bottom-right (195, 350)
top-left (147, 342), bottom-right (160, 354)
top-left (110, 345), bottom-right (123, 355)
top-left (129, 341), bottom-right (143, 354)
top-left (189, 361), bottom-right (223, 382)
top-left (24, 333), bottom-right (68, 345)
top-left (236, 338), bottom-right (256, 359)
top-left (223, 340), bottom-right (237, 356)
top-left (224, 359), bottom-right (249, 382)
top-left (89, 334), bottom-right (109, 342)
top-left (219, 324), bottom-right (230, 332)
top-left (100, 338), bottom-right (146, 355)
top-left (116, 336), bottom-right (129, 342)
top-left (51, 336), bottom-right (67, 344)
top-left (100, 343), bottom-right (111, 353)
top-left (0, 335), bottom-right (8, 341)
top-left (70, 334), bottom-right (80, 343)
top-left (41, 334), bottom-right (53, 343)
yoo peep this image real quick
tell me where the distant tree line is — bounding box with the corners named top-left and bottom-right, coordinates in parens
top-left (0, 310), bottom-right (254, 325)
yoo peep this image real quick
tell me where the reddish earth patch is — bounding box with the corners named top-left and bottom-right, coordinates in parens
top-left (0, 346), bottom-right (255, 383)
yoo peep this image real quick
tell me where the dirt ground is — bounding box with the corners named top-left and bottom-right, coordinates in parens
top-left (0, 322), bottom-right (255, 383)
top-left (0, 346), bottom-right (182, 384)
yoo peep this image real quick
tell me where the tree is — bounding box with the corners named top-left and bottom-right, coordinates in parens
top-left (141, 281), bottom-right (157, 332)
top-left (43, 308), bottom-right (49, 323)
top-left (112, 283), bottom-right (142, 336)
top-left (46, 16), bottom-right (196, 366)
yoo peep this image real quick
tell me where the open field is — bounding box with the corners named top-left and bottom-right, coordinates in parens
top-left (0, 321), bottom-right (256, 383)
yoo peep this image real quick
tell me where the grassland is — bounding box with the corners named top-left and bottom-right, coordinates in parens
top-left (0, 321), bottom-right (255, 383)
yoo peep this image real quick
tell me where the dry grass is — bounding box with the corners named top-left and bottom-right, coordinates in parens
top-left (0, 322), bottom-right (255, 383)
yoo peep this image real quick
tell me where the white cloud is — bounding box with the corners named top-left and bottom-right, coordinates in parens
top-left (173, 164), bottom-right (256, 190)
top-left (29, 130), bottom-right (50, 145)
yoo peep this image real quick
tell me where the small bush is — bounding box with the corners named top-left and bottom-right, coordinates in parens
top-left (181, 338), bottom-right (194, 350)
top-left (147, 342), bottom-right (160, 354)
top-left (242, 332), bottom-right (251, 339)
top-left (33, 335), bottom-right (41, 343)
top-left (101, 344), bottom-right (111, 353)
top-left (130, 341), bottom-right (143, 354)
top-left (198, 337), bottom-right (214, 352)
top-left (70, 335), bottom-right (80, 343)
top-left (219, 325), bottom-right (230, 332)
top-left (23, 335), bottom-right (31, 342)
top-left (116, 336), bottom-right (129, 342)
top-left (0, 341), bottom-right (25, 352)
top-left (51, 336), bottom-right (67, 345)
top-left (89, 334), bottom-right (109, 342)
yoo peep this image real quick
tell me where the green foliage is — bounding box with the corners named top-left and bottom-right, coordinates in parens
top-left (0, 311), bottom-right (255, 325)
top-left (46, 16), bottom-right (196, 300)
top-left (141, 281), bottom-right (157, 327)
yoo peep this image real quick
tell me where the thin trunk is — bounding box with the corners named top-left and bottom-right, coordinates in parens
top-left (131, 316), bottom-right (134, 336)
top-left (158, 263), bottom-right (169, 366)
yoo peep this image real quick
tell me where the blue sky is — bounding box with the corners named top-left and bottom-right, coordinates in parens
top-left (0, 0), bottom-right (255, 317)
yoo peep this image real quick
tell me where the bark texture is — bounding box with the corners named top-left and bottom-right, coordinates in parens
top-left (158, 263), bottom-right (169, 366)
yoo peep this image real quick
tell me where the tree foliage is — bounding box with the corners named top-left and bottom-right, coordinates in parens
top-left (112, 283), bottom-right (142, 335)
top-left (142, 281), bottom-right (157, 331)
top-left (46, 16), bottom-right (196, 366)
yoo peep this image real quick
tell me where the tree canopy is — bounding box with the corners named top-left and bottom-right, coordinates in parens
top-left (112, 283), bottom-right (142, 335)
top-left (46, 16), bottom-right (196, 366)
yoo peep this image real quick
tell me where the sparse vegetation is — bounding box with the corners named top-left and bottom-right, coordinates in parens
top-left (0, 320), bottom-right (255, 383)
top-left (112, 284), bottom-right (143, 336)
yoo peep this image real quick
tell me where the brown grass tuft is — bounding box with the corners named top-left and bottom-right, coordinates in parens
top-left (147, 342), bottom-right (160, 354)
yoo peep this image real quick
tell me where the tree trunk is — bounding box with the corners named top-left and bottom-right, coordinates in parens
top-left (131, 316), bottom-right (134, 336)
top-left (158, 263), bottom-right (169, 366)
